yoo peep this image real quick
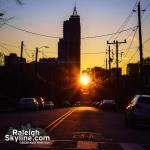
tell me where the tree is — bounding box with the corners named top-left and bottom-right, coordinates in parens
top-left (0, 0), bottom-right (23, 26)
top-left (0, 52), bottom-right (4, 66)
top-left (16, 0), bottom-right (23, 5)
top-left (143, 57), bottom-right (150, 65)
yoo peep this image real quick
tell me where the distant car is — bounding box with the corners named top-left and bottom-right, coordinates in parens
top-left (74, 101), bottom-right (81, 106)
top-left (61, 101), bottom-right (72, 107)
top-left (44, 101), bottom-right (54, 109)
top-left (36, 97), bottom-right (45, 109)
top-left (19, 98), bottom-right (39, 110)
top-left (99, 100), bottom-right (116, 110)
top-left (92, 101), bottom-right (101, 108)
top-left (125, 95), bottom-right (150, 126)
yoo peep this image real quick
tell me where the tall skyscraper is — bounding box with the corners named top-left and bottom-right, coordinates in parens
top-left (58, 6), bottom-right (81, 71)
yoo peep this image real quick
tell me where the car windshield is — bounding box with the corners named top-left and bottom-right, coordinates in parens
top-left (22, 98), bottom-right (33, 102)
top-left (103, 100), bottom-right (115, 103)
top-left (139, 97), bottom-right (150, 104)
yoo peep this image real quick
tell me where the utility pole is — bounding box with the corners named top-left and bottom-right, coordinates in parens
top-left (115, 40), bottom-right (127, 69)
top-left (116, 41), bottom-right (119, 69)
top-left (35, 47), bottom-right (38, 62)
top-left (138, 1), bottom-right (144, 73)
top-left (107, 40), bottom-right (126, 70)
top-left (17, 41), bottom-right (24, 99)
top-left (107, 41), bottom-right (115, 70)
top-left (105, 49), bottom-right (108, 70)
top-left (20, 41), bottom-right (24, 60)
top-left (133, 1), bottom-right (145, 92)
top-left (108, 45), bottom-right (111, 71)
top-left (106, 57), bottom-right (108, 70)
top-left (133, 1), bottom-right (144, 73)
top-left (107, 40), bottom-right (126, 103)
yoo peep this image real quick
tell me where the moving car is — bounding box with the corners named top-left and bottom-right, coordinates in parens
top-left (36, 97), bottom-right (45, 109)
top-left (44, 101), bottom-right (54, 109)
top-left (125, 95), bottom-right (150, 126)
top-left (99, 99), bottom-right (116, 110)
top-left (19, 97), bottom-right (39, 110)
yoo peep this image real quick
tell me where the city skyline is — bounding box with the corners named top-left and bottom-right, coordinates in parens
top-left (58, 5), bottom-right (81, 70)
top-left (0, 0), bottom-right (150, 74)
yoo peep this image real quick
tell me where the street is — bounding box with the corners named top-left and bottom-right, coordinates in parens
top-left (0, 106), bottom-right (150, 149)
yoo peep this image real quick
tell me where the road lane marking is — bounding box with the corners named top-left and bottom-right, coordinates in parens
top-left (47, 110), bottom-right (75, 132)
top-left (45, 108), bottom-right (75, 133)
top-left (77, 141), bottom-right (98, 149)
top-left (45, 109), bottom-right (74, 130)
top-left (120, 143), bottom-right (145, 150)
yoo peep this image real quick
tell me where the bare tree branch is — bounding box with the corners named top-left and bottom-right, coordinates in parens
top-left (16, 0), bottom-right (24, 5)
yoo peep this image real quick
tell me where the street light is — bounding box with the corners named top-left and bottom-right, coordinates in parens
top-left (39, 46), bottom-right (49, 49)
top-left (39, 46), bottom-right (50, 58)
top-left (35, 46), bottom-right (49, 62)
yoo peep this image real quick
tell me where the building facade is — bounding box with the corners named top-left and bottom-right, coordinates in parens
top-left (127, 63), bottom-right (139, 76)
top-left (58, 6), bottom-right (81, 71)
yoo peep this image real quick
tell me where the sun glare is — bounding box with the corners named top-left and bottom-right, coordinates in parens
top-left (80, 74), bottom-right (90, 86)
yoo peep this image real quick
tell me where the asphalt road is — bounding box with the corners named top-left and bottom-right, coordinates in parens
top-left (0, 106), bottom-right (150, 149)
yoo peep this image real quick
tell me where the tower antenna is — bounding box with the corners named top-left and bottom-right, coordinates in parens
top-left (73, 1), bottom-right (78, 16)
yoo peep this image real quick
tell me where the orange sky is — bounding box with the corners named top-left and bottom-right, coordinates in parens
top-left (0, 0), bottom-right (149, 74)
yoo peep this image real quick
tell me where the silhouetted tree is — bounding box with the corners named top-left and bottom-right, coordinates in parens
top-left (143, 57), bottom-right (150, 65)
top-left (0, 0), bottom-right (23, 24)
top-left (0, 52), bottom-right (4, 66)
top-left (16, 0), bottom-right (23, 5)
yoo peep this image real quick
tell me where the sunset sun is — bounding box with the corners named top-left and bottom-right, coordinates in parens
top-left (80, 74), bottom-right (91, 86)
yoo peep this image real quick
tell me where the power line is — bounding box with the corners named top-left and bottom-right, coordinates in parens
top-left (121, 36), bottom-right (150, 69)
top-left (144, 1), bottom-right (150, 11)
top-left (122, 48), bottom-right (139, 69)
top-left (5, 23), bottom-right (60, 39)
top-left (114, 13), bottom-right (134, 40)
top-left (142, 1), bottom-right (150, 23)
top-left (0, 41), bottom-right (19, 49)
top-left (143, 37), bottom-right (150, 45)
top-left (81, 26), bottom-right (137, 39)
top-left (122, 46), bottom-right (138, 51)
top-left (108, 0), bottom-right (139, 41)
top-left (0, 43), bottom-right (11, 54)
top-left (143, 11), bottom-right (150, 22)
top-left (0, 41), bottom-right (107, 56)
top-left (5, 23), bottom-right (137, 40)
top-left (123, 26), bottom-right (138, 58)
top-left (126, 28), bottom-right (136, 41)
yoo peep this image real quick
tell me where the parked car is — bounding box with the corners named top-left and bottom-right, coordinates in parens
top-left (36, 97), bottom-right (45, 109)
top-left (44, 101), bottom-right (54, 109)
top-left (93, 101), bottom-right (101, 108)
top-left (19, 98), bottom-right (39, 110)
top-left (74, 101), bottom-right (81, 106)
top-left (125, 95), bottom-right (150, 127)
top-left (61, 101), bottom-right (72, 107)
top-left (99, 100), bottom-right (116, 110)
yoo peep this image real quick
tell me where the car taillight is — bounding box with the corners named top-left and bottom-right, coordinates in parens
top-left (134, 104), bottom-right (141, 109)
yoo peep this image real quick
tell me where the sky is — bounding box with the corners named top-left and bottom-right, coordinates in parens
top-left (0, 0), bottom-right (150, 74)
